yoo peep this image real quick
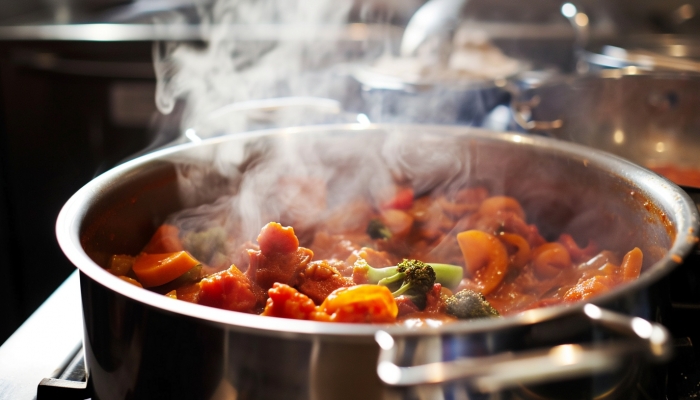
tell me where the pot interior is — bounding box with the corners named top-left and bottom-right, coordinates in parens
top-left (72, 125), bottom-right (695, 322)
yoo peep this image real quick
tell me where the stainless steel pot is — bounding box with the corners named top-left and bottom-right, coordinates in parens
top-left (512, 72), bottom-right (700, 189)
top-left (56, 124), bottom-right (699, 400)
top-left (353, 68), bottom-right (513, 126)
top-left (582, 35), bottom-right (700, 73)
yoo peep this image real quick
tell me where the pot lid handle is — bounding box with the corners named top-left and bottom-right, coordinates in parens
top-left (375, 304), bottom-right (671, 391)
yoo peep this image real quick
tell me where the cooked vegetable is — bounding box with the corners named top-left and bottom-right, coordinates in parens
top-left (383, 260), bottom-right (434, 293)
top-left (456, 230), bottom-right (508, 295)
top-left (320, 284), bottom-right (398, 323)
top-left (445, 289), bottom-right (500, 319)
top-left (366, 218), bottom-right (392, 240)
top-left (109, 184), bottom-right (647, 324)
top-left (352, 258), bottom-right (463, 290)
top-left (153, 264), bottom-right (203, 294)
top-left (118, 276), bottom-right (143, 288)
top-left (108, 255), bottom-right (135, 276)
top-left (181, 227), bottom-right (227, 264)
top-left (382, 259), bottom-right (436, 309)
top-left (132, 251), bottom-right (201, 288)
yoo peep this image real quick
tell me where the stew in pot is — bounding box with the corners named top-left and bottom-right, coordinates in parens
top-left (105, 186), bottom-right (643, 325)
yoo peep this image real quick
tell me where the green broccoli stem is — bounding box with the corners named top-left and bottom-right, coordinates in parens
top-left (377, 272), bottom-right (404, 287)
top-left (365, 265), bottom-right (400, 283)
top-left (426, 263), bottom-right (464, 290)
top-left (357, 260), bottom-right (463, 290)
top-left (391, 282), bottom-right (413, 297)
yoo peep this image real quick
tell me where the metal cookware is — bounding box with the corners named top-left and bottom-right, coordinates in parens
top-left (354, 68), bottom-right (512, 126)
top-left (582, 34), bottom-right (700, 73)
top-left (56, 124), bottom-right (699, 399)
top-left (512, 71), bottom-right (700, 189)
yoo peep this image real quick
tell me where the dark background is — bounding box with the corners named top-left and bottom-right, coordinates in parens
top-left (0, 39), bottom-right (159, 343)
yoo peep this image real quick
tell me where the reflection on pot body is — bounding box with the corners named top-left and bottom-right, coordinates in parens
top-left (514, 72), bottom-right (700, 188)
top-left (58, 125), bottom-right (698, 399)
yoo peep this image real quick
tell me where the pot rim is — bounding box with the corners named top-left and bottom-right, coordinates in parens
top-left (56, 123), bottom-right (700, 338)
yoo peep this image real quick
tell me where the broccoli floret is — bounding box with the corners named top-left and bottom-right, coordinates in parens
top-left (182, 227), bottom-right (227, 263)
top-left (353, 259), bottom-right (464, 309)
top-left (445, 289), bottom-right (500, 320)
top-left (385, 259), bottom-right (435, 297)
top-left (366, 219), bottom-right (392, 240)
top-left (352, 259), bottom-right (463, 290)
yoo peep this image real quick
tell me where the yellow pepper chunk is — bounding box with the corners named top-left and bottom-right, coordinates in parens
top-left (320, 285), bottom-right (398, 323)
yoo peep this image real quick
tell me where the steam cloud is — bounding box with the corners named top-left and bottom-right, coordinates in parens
top-left (150, 0), bottom-right (520, 271)
top-left (152, 0), bottom-right (379, 137)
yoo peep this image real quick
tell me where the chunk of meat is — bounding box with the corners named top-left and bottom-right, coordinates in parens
top-left (261, 283), bottom-right (330, 321)
top-left (310, 231), bottom-right (361, 261)
top-left (257, 222), bottom-right (299, 255)
top-left (395, 296), bottom-right (421, 317)
top-left (295, 260), bottom-right (353, 304)
top-left (246, 222), bottom-right (314, 290)
top-left (199, 265), bottom-right (265, 313)
top-left (423, 283), bottom-right (447, 314)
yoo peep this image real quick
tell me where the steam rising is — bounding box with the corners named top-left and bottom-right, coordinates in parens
top-left (153, 0), bottom-right (371, 136)
top-left (164, 129), bottom-right (473, 269)
top-left (150, 1), bottom-right (539, 270)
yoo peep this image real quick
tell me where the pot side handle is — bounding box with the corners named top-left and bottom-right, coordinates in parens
top-left (374, 304), bottom-right (671, 392)
top-left (508, 88), bottom-right (563, 133)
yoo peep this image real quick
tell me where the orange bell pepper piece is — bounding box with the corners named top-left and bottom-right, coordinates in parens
top-left (320, 284), bottom-right (398, 323)
top-left (132, 251), bottom-right (200, 288)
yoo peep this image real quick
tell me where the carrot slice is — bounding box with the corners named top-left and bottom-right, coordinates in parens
top-left (621, 247), bottom-right (643, 282)
top-left (143, 225), bottom-right (184, 254)
top-left (132, 251), bottom-right (201, 287)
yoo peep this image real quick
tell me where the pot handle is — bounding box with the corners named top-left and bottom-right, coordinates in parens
top-left (508, 91), bottom-right (563, 133)
top-left (503, 81), bottom-right (563, 133)
top-left (375, 304), bottom-right (671, 392)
